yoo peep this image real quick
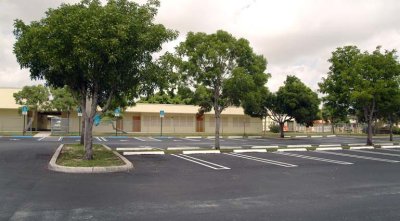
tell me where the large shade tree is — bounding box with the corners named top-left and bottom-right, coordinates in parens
top-left (244, 75), bottom-right (320, 138)
top-left (319, 46), bottom-right (400, 145)
top-left (13, 0), bottom-right (177, 159)
top-left (172, 30), bottom-right (269, 149)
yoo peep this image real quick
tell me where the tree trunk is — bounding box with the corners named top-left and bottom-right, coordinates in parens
top-left (79, 95), bottom-right (86, 145)
top-left (82, 90), bottom-right (98, 160)
top-left (389, 116), bottom-right (393, 142)
top-left (67, 111), bottom-right (70, 134)
top-left (279, 122), bottom-right (285, 138)
top-left (84, 114), bottom-right (94, 160)
top-left (215, 111), bottom-right (221, 150)
top-left (366, 119), bottom-right (373, 146)
top-left (80, 119), bottom-right (85, 145)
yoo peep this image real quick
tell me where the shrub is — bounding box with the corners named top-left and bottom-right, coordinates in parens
top-left (269, 124), bottom-right (280, 133)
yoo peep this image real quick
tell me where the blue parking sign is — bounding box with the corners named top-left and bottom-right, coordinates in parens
top-left (160, 110), bottom-right (165, 118)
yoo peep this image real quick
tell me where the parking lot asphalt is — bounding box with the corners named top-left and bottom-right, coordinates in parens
top-left (1, 136), bottom-right (400, 220)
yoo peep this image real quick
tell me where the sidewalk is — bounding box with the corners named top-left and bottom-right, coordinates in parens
top-left (33, 131), bottom-right (51, 138)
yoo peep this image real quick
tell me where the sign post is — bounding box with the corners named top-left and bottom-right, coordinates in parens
top-left (160, 110), bottom-right (165, 137)
top-left (77, 107), bottom-right (82, 136)
top-left (22, 106), bottom-right (28, 136)
top-left (114, 108), bottom-right (121, 137)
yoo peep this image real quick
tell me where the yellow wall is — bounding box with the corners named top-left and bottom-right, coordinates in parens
top-left (0, 109), bottom-right (23, 131)
top-left (0, 109), bottom-right (262, 134)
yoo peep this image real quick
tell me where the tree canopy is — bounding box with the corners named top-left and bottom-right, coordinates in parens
top-left (171, 30), bottom-right (269, 149)
top-left (244, 75), bottom-right (320, 138)
top-left (319, 46), bottom-right (400, 145)
top-left (13, 0), bottom-right (177, 159)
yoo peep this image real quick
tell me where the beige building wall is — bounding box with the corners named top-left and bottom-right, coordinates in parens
top-left (0, 109), bottom-right (23, 131)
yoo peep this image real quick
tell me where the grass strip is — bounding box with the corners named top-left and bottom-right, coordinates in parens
top-left (57, 144), bottom-right (124, 167)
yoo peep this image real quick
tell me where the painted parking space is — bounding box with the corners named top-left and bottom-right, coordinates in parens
top-left (274, 151), bottom-right (353, 165)
top-left (171, 154), bottom-right (230, 170)
top-left (314, 150), bottom-right (400, 163)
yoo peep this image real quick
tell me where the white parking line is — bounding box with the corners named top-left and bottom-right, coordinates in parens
top-left (37, 137), bottom-right (45, 141)
top-left (101, 137), bottom-right (108, 142)
top-left (120, 140), bottom-right (128, 142)
top-left (380, 148), bottom-right (400, 152)
top-left (10, 139), bottom-right (20, 141)
top-left (133, 137), bottom-right (146, 142)
top-left (58, 137), bottom-right (63, 141)
top-left (274, 152), bottom-right (353, 165)
top-left (172, 154), bottom-right (230, 170)
top-left (148, 137), bottom-right (162, 142)
top-left (95, 137), bottom-right (101, 141)
top-left (316, 150), bottom-right (400, 163)
top-left (224, 153), bottom-right (298, 167)
top-left (182, 138), bottom-right (200, 142)
top-left (350, 149), bottom-right (400, 157)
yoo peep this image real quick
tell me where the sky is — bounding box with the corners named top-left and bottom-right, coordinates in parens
top-left (1, 0), bottom-right (400, 92)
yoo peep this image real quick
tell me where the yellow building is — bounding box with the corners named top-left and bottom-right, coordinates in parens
top-left (0, 88), bottom-right (262, 135)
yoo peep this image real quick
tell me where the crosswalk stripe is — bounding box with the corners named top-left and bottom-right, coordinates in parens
top-left (182, 138), bottom-right (200, 142)
top-left (148, 137), bottom-right (162, 142)
top-left (133, 137), bottom-right (146, 142)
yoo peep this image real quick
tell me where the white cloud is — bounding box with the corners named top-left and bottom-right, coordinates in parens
top-left (1, 0), bottom-right (400, 93)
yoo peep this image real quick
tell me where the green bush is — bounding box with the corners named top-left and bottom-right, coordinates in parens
top-left (392, 127), bottom-right (400, 135)
top-left (269, 124), bottom-right (280, 133)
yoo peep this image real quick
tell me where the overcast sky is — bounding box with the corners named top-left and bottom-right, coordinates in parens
top-left (1, 0), bottom-right (400, 92)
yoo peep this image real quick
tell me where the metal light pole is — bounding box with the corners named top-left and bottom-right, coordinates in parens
top-left (22, 106), bottom-right (28, 136)
top-left (114, 108), bottom-right (120, 137)
top-left (77, 107), bottom-right (82, 136)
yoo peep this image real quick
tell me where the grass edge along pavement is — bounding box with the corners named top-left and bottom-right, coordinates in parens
top-left (48, 144), bottom-right (133, 173)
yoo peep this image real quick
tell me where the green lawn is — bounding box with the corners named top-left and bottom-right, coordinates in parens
top-left (57, 144), bottom-right (125, 167)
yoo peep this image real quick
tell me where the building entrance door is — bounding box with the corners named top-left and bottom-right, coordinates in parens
top-left (196, 115), bottom-right (204, 132)
top-left (132, 116), bottom-right (141, 132)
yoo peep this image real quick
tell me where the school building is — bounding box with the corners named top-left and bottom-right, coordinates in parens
top-left (0, 88), bottom-right (263, 135)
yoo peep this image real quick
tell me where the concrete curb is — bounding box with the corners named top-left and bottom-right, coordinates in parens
top-left (123, 151), bottom-right (165, 155)
top-left (48, 144), bottom-right (134, 173)
top-left (182, 150), bottom-right (220, 154)
top-left (277, 148), bottom-right (308, 152)
top-left (234, 149), bottom-right (266, 153)
top-left (381, 145), bottom-right (400, 149)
